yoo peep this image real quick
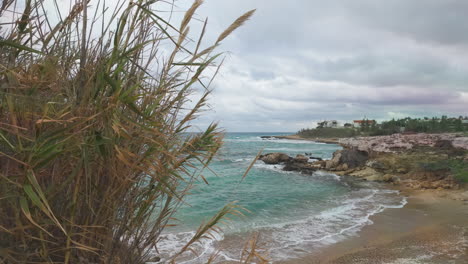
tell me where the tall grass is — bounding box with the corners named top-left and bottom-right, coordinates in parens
top-left (0, 0), bottom-right (254, 263)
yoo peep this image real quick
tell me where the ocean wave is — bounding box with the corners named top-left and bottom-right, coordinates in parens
top-left (253, 162), bottom-right (286, 172)
top-left (259, 188), bottom-right (407, 261)
top-left (155, 187), bottom-right (407, 263)
top-left (152, 231), bottom-right (227, 264)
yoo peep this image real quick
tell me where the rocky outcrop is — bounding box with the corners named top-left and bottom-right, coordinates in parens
top-left (259, 153), bottom-right (318, 174)
top-left (259, 153), bottom-right (291, 164)
top-left (259, 133), bottom-right (468, 190)
top-left (349, 167), bottom-right (384, 182)
top-left (338, 133), bottom-right (468, 153)
top-left (322, 134), bottom-right (468, 188)
top-left (325, 149), bottom-right (369, 170)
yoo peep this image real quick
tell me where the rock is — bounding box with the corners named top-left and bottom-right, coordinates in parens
top-left (326, 149), bottom-right (369, 170)
top-left (338, 149), bottom-right (369, 168)
top-left (434, 139), bottom-right (453, 149)
top-left (383, 174), bottom-right (396, 182)
top-left (294, 154), bottom-right (309, 163)
top-left (336, 163), bottom-right (349, 171)
top-left (396, 167), bottom-right (408, 174)
top-left (283, 160), bottom-right (317, 174)
top-left (259, 153), bottom-right (291, 164)
top-left (350, 167), bottom-right (384, 181)
top-left (309, 156), bottom-right (323, 161)
top-left (313, 160), bottom-right (327, 168)
top-left (326, 151), bottom-right (342, 169)
top-left (366, 160), bottom-right (386, 170)
top-left (364, 174), bottom-right (384, 181)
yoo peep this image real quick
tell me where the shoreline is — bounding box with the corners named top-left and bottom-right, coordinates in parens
top-left (267, 133), bottom-right (468, 263)
top-left (277, 187), bottom-right (468, 264)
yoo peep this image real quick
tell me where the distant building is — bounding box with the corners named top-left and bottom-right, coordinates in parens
top-left (353, 120), bottom-right (376, 128)
top-left (317, 120), bottom-right (339, 128)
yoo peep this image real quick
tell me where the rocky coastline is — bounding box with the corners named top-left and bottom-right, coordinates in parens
top-left (260, 133), bottom-right (468, 199)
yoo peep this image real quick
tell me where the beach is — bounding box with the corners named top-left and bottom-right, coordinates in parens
top-left (156, 133), bottom-right (468, 263)
top-left (259, 133), bottom-right (468, 264)
top-left (277, 188), bottom-right (468, 264)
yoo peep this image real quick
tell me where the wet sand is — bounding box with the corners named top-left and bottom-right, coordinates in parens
top-left (277, 189), bottom-right (468, 264)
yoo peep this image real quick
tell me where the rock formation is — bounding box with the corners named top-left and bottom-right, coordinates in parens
top-left (260, 133), bottom-right (468, 190)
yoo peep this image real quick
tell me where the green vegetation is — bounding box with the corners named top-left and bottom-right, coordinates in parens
top-left (298, 116), bottom-right (467, 138)
top-left (420, 160), bottom-right (468, 183)
top-left (297, 127), bottom-right (358, 138)
top-left (0, 1), bottom-right (256, 263)
top-left (371, 116), bottom-right (467, 136)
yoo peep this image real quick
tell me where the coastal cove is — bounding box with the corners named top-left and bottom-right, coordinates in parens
top-left (156, 132), bottom-right (468, 263)
top-left (153, 133), bottom-right (430, 263)
top-left (261, 133), bottom-right (468, 264)
top-left (4, 1), bottom-right (468, 262)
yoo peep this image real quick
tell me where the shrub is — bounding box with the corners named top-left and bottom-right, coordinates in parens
top-left (297, 127), bottom-right (357, 138)
top-left (0, 0), bottom-right (254, 263)
top-left (419, 160), bottom-right (468, 183)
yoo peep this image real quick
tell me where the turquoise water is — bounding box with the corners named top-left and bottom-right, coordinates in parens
top-left (157, 133), bottom-right (406, 263)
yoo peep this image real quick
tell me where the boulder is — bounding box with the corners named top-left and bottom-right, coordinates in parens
top-left (326, 151), bottom-right (342, 169)
top-left (326, 149), bottom-right (369, 170)
top-left (383, 174), bottom-right (397, 182)
top-left (311, 160), bottom-right (327, 168)
top-left (283, 160), bottom-right (317, 174)
top-left (336, 163), bottom-right (349, 171)
top-left (294, 154), bottom-right (309, 163)
top-left (339, 149), bottom-right (369, 168)
top-left (259, 153), bottom-right (290, 164)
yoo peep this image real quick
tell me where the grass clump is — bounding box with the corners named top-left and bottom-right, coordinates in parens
top-left (0, 0), bottom-right (254, 263)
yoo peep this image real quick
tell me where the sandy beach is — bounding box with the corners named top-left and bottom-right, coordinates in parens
top-left (278, 188), bottom-right (468, 264)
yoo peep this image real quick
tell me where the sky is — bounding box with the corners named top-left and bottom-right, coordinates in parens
top-left (181, 0), bottom-right (468, 132)
top-left (3, 0), bottom-right (467, 132)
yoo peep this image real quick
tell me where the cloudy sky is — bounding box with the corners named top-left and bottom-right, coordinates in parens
top-left (7, 0), bottom-right (466, 132)
top-left (177, 0), bottom-right (468, 132)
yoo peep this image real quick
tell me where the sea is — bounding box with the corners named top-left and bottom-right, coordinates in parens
top-left (154, 132), bottom-right (407, 263)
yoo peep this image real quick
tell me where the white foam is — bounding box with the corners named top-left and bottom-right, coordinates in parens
top-left (153, 231), bottom-right (226, 264)
top-left (253, 162), bottom-right (287, 172)
top-left (153, 182), bottom-right (407, 264)
top-left (313, 170), bottom-right (341, 181)
top-left (251, 188), bottom-right (407, 261)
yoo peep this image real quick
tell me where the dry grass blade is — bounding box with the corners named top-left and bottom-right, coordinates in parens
top-left (240, 232), bottom-right (269, 264)
top-left (241, 148), bottom-right (263, 183)
top-left (181, 0), bottom-right (203, 32)
top-left (0, 0), bottom-right (254, 263)
top-left (217, 9), bottom-right (256, 43)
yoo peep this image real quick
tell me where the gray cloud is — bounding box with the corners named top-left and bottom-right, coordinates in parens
top-left (184, 0), bottom-right (468, 132)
